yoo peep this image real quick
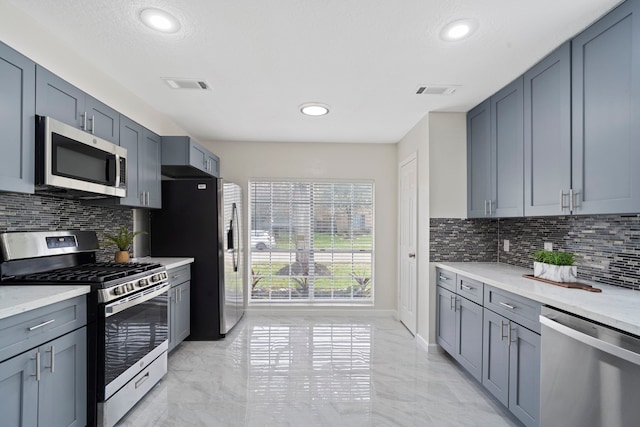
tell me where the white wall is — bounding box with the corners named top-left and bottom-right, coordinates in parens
top-left (0, 1), bottom-right (185, 136)
top-left (206, 140), bottom-right (398, 312)
top-left (429, 113), bottom-right (467, 219)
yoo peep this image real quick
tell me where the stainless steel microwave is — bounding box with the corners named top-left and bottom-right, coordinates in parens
top-left (35, 115), bottom-right (127, 199)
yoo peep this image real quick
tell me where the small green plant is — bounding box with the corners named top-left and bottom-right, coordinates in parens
top-left (533, 250), bottom-right (575, 266)
top-left (103, 227), bottom-right (146, 251)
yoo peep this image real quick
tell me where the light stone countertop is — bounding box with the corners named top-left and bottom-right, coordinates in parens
top-left (132, 257), bottom-right (194, 271)
top-left (0, 285), bottom-right (90, 321)
top-left (435, 262), bottom-right (640, 336)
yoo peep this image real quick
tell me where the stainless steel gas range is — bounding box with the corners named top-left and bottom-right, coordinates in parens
top-left (0, 230), bottom-right (169, 427)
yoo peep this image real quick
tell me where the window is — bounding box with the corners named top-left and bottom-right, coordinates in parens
top-left (249, 181), bottom-right (374, 303)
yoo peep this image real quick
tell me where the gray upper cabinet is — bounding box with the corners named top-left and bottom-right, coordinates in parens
top-left (0, 42), bottom-right (35, 194)
top-left (491, 77), bottom-right (524, 217)
top-left (571, 0), bottom-right (640, 215)
top-left (141, 129), bottom-right (162, 209)
top-left (467, 77), bottom-right (524, 219)
top-left (467, 100), bottom-right (492, 218)
top-left (162, 136), bottom-right (220, 178)
top-left (36, 66), bottom-right (119, 144)
top-left (524, 42), bottom-right (572, 216)
top-left (118, 117), bottom-right (143, 207)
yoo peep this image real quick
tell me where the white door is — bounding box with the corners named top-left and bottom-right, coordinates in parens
top-left (399, 154), bottom-right (417, 335)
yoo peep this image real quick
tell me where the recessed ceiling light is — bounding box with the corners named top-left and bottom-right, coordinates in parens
top-left (300, 103), bottom-right (330, 116)
top-left (440, 19), bottom-right (477, 42)
top-left (139, 8), bottom-right (181, 33)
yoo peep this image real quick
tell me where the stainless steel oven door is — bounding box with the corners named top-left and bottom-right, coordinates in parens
top-left (103, 283), bottom-right (169, 399)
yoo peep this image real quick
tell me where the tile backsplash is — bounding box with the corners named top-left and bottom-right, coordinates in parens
top-left (431, 215), bottom-right (640, 291)
top-left (0, 192), bottom-right (133, 262)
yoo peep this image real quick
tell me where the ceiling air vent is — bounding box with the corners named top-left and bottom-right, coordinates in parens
top-left (162, 78), bottom-right (211, 90)
top-left (415, 85), bottom-right (458, 95)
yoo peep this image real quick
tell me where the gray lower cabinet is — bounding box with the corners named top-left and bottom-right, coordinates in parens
top-left (436, 285), bottom-right (483, 382)
top-left (36, 66), bottom-right (119, 144)
top-left (0, 41), bottom-right (35, 194)
top-left (161, 136), bottom-right (220, 178)
top-left (483, 308), bottom-right (540, 427)
top-left (168, 265), bottom-right (191, 352)
top-left (0, 295), bottom-right (87, 427)
top-left (571, 0), bottom-right (640, 215)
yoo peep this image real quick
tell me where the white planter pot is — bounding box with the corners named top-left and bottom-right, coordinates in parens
top-left (533, 262), bottom-right (577, 283)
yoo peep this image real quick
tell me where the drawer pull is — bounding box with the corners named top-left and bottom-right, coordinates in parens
top-left (499, 302), bottom-right (517, 310)
top-left (172, 275), bottom-right (179, 279)
top-left (135, 372), bottom-right (150, 389)
top-left (28, 319), bottom-right (55, 331)
top-left (439, 275), bottom-right (450, 281)
top-left (461, 284), bottom-right (475, 291)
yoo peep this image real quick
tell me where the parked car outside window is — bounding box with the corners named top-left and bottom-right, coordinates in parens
top-left (251, 230), bottom-right (275, 250)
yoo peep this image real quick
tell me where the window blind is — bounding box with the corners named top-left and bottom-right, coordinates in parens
top-left (249, 181), bottom-right (374, 303)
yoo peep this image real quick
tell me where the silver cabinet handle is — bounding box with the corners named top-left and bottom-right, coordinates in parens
top-left (569, 188), bottom-right (574, 212)
top-left (499, 302), bottom-right (516, 310)
top-left (508, 323), bottom-right (515, 345)
top-left (489, 199), bottom-right (493, 215)
top-left (140, 192), bottom-right (145, 205)
top-left (31, 352), bottom-right (41, 381)
top-left (28, 319), bottom-right (55, 331)
top-left (91, 114), bottom-right (95, 134)
top-left (484, 200), bottom-right (488, 216)
top-left (81, 112), bottom-right (87, 130)
top-left (450, 295), bottom-right (455, 311)
top-left (570, 189), bottom-right (579, 212)
top-left (500, 320), bottom-right (509, 341)
top-left (408, 253), bottom-right (416, 258)
top-left (46, 346), bottom-right (55, 373)
top-left (561, 190), bottom-right (570, 211)
top-left (439, 275), bottom-right (449, 281)
top-left (461, 284), bottom-right (475, 291)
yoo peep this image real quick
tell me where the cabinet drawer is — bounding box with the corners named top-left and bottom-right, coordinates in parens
top-left (0, 295), bottom-right (87, 363)
top-left (168, 265), bottom-right (190, 287)
top-left (484, 285), bottom-right (541, 333)
top-left (436, 268), bottom-right (456, 292)
top-left (458, 275), bottom-right (484, 305)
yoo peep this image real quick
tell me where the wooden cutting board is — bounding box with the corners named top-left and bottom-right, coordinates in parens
top-left (523, 274), bottom-right (602, 293)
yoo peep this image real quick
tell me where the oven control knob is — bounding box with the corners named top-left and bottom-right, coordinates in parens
top-left (114, 286), bottom-right (123, 296)
top-left (138, 278), bottom-right (148, 287)
top-left (127, 283), bottom-right (135, 292)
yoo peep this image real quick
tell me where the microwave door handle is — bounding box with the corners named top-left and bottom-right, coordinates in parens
top-left (114, 154), bottom-right (121, 188)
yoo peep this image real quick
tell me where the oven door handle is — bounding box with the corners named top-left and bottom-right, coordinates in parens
top-left (105, 283), bottom-right (169, 318)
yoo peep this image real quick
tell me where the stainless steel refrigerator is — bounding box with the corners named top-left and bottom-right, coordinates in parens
top-left (150, 178), bottom-right (245, 339)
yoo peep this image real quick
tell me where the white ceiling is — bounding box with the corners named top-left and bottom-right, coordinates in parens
top-left (5, 0), bottom-right (623, 144)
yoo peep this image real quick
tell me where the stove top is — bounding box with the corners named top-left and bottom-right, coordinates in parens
top-left (10, 262), bottom-right (164, 284)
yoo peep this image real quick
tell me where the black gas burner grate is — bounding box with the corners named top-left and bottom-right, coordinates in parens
top-left (10, 262), bottom-right (163, 284)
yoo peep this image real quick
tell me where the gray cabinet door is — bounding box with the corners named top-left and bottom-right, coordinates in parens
top-left (142, 129), bottom-right (162, 209)
top-left (436, 286), bottom-right (456, 355)
top-left (509, 324), bottom-right (540, 427)
top-left (467, 100), bottom-right (492, 218)
top-left (482, 308), bottom-right (509, 406)
top-left (189, 141), bottom-right (208, 173)
top-left (175, 281), bottom-right (191, 344)
top-left (0, 348), bottom-right (38, 427)
top-left (206, 153), bottom-right (220, 177)
top-left (35, 66), bottom-right (85, 128)
top-left (0, 42), bottom-right (35, 194)
top-left (571, 0), bottom-right (640, 215)
top-left (118, 116), bottom-right (142, 207)
top-left (85, 96), bottom-right (120, 144)
top-left (524, 42), bottom-right (571, 216)
top-left (38, 328), bottom-right (87, 427)
top-left (455, 296), bottom-right (483, 382)
top-left (491, 77), bottom-right (524, 217)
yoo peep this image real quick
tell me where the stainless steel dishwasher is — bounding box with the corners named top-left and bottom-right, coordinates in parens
top-left (539, 306), bottom-right (640, 427)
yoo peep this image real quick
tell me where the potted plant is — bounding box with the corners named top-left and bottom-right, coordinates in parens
top-left (533, 250), bottom-right (577, 283)
top-left (103, 227), bottom-right (146, 263)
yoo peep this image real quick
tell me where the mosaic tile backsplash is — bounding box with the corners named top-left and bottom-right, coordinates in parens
top-left (0, 192), bottom-right (133, 262)
top-left (431, 215), bottom-right (640, 291)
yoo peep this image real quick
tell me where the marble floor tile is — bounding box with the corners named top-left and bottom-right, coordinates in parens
top-left (116, 314), bottom-right (519, 427)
